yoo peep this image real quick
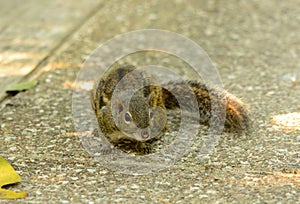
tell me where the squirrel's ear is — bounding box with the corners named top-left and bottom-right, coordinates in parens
top-left (147, 93), bottom-right (154, 106)
top-left (115, 98), bottom-right (124, 113)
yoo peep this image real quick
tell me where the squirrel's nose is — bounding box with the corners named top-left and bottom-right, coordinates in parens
top-left (141, 130), bottom-right (149, 139)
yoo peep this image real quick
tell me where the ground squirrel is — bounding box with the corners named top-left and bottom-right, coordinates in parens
top-left (91, 64), bottom-right (250, 153)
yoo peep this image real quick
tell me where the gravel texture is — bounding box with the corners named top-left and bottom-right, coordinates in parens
top-left (0, 0), bottom-right (299, 203)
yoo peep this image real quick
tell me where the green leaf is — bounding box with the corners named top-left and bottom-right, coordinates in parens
top-left (5, 80), bottom-right (38, 93)
top-left (0, 156), bottom-right (26, 199)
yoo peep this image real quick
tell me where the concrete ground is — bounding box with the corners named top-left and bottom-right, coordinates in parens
top-left (0, 0), bottom-right (299, 203)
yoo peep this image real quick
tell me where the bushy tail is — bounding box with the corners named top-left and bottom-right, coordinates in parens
top-left (162, 81), bottom-right (250, 132)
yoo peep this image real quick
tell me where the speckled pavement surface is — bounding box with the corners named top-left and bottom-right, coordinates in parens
top-left (0, 0), bottom-right (299, 203)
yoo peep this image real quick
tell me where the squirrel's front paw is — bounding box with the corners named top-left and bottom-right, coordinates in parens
top-left (136, 142), bottom-right (152, 154)
top-left (81, 136), bottom-right (114, 155)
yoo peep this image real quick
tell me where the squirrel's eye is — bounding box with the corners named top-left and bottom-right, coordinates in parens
top-left (124, 112), bottom-right (132, 123)
top-left (149, 110), bottom-right (154, 119)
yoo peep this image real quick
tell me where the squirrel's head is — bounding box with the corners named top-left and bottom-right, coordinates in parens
top-left (113, 93), bottom-right (166, 142)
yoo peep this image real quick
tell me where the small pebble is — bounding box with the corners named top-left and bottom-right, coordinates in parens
top-left (36, 190), bottom-right (42, 195)
top-left (62, 181), bottom-right (69, 185)
top-left (70, 177), bottom-right (79, 181)
top-left (87, 168), bottom-right (96, 173)
top-left (115, 188), bottom-right (122, 193)
top-left (131, 184), bottom-right (139, 189)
